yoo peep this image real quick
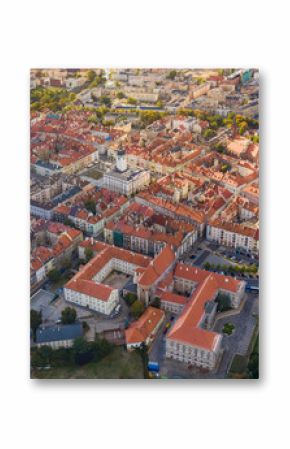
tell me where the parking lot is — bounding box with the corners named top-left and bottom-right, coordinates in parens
top-left (181, 242), bottom-right (259, 283)
top-left (31, 289), bottom-right (94, 325)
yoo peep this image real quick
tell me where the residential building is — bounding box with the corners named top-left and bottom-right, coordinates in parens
top-left (206, 218), bottom-right (259, 254)
top-left (125, 306), bottom-right (165, 350)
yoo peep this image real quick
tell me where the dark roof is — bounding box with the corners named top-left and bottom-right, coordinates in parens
top-left (36, 323), bottom-right (83, 344)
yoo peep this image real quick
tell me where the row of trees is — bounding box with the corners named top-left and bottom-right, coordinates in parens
top-left (177, 108), bottom-right (259, 135)
top-left (31, 335), bottom-right (113, 368)
top-left (247, 335), bottom-right (259, 378)
top-left (203, 261), bottom-right (258, 275)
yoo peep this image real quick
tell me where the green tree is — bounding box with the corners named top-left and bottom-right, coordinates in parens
top-left (196, 77), bottom-right (205, 85)
top-left (238, 121), bottom-right (248, 135)
top-left (215, 293), bottom-right (231, 312)
top-left (248, 352), bottom-right (259, 378)
top-left (151, 297), bottom-right (161, 308)
top-left (92, 336), bottom-right (113, 362)
top-left (203, 128), bottom-right (216, 140)
top-left (167, 70), bottom-right (177, 80)
top-left (82, 321), bottom-right (89, 333)
top-left (251, 134), bottom-right (259, 144)
top-left (73, 337), bottom-right (94, 365)
top-left (116, 91), bottom-right (125, 99)
top-left (61, 307), bottom-right (77, 325)
top-left (87, 70), bottom-right (96, 82)
top-left (100, 96), bottom-right (111, 107)
top-left (221, 164), bottom-right (230, 173)
top-left (50, 347), bottom-right (73, 367)
top-left (131, 300), bottom-right (145, 319)
top-left (30, 310), bottom-right (42, 340)
top-left (84, 247), bottom-right (94, 262)
top-left (127, 97), bottom-right (137, 105)
top-left (84, 198), bottom-right (96, 215)
top-left (64, 217), bottom-right (74, 227)
top-left (214, 143), bottom-right (227, 154)
top-left (124, 292), bottom-right (137, 306)
top-left (139, 110), bottom-right (164, 127)
top-left (48, 269), bottom-right (61, 282)
top-left (62, 258), bottom-right (72, 270)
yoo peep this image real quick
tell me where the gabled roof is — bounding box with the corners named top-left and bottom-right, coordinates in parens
top-left (138, 245), bottom-right (175, 287)
top-left (125, 307), bottom-right (165, 344)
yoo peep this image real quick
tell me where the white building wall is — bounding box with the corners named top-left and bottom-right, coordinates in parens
top-left (64, 287), bottom-right (118, 315)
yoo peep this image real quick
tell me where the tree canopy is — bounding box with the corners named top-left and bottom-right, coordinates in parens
top-left (131, 300), bottom-right (145, 319)
top-left (30, 310), bottom-right (42, 340)
top-left (84, 247), bottom-right (94, 262)
top-left (61, 307), bottom-right (77, 325)
top-left (30, 87), bottom-right (76, 112)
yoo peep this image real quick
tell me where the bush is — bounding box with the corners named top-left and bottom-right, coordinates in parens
top-left (31, 335), bottom-right (114, 369)
top-left (130, 300), bottom-right (145, 319)
top-left (61, 307), bottom-right (77, 325)
top-left (223, 323), bottom-right (235, 335)
top-left (215, 293), bottom-right (232, 312)
top-left (30, 310), bottom-right (42, 340)
top-left (48, 269), bottom-right (61, 283)
top-left (203, 262), bottom-right (211, 270)
top-left (84, 247), bottom-right (94, 262)
top-left (150, 297), bottom-right (161, 308)
top-left (124, 292), bottom-right (137, 306)
top-left (82, 321), bottom-right (90, 333)
top-left (203, 128), bottom-right (216, 140)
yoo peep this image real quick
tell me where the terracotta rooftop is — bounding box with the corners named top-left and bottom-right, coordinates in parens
top-left (125, 306), bottom-right (165, 345)
top-left (138, 245), bottom-right (175, 287)
top-left (167, 271), bottom-right (243, 350)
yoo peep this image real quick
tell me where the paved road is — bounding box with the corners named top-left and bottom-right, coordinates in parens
top-left (148, 315), bottom-right (176, 365)
top-left (194, 250), bottom-right (211, 266)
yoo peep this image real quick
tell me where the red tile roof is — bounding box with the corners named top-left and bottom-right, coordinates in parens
top-left (167, 271), bottom-right (243, 350)
top-left (138, 245), bottom-right (175, 287)
top-left (159, 291), bottom-right (188, 305)
top-left (125, 306), bottom-right (165, 345)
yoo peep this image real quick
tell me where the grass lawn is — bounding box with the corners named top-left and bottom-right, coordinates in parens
top-left (31, 347), bottom-right (144, 379)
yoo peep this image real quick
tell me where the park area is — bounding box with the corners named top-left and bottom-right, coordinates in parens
top-left (31, 346), bottom-right (144, 379)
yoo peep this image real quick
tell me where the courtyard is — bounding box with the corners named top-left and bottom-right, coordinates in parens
top-left (103, 270), bottom-right (131, 289)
